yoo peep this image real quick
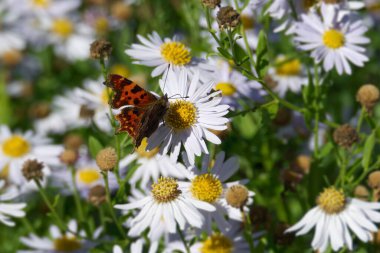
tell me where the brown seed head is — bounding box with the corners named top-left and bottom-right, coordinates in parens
top-left (368, 171), bottom-right (380, 189)
top-left (111, 1), bottom-right (132, 21)
top-left (216, 6), bottom-right (240, 29)
top-left (90, 39), bottom-right (113, 60)
top-left (96, 147), bottom-right (117, 171)
top-left (356, 84), bottom-right (380, 113)
top-left (60, 149), bottom-right (78, 165)
top-left (22, 159), bottom-right (44, 181)
top-left (353, 185), bottom-right (369, 200)
top-left (225, 184), bottom-right (249, 209)
top-left (64, 134), bottom-right (83, 151)
top-left (333, 124), bottom-right (359, 148)
top-left (292, 155), bottom-right (311, 174)
top-left (88, 185), bottom-right (106, 206)
top-left (201, 0), bottom-right (221, 9)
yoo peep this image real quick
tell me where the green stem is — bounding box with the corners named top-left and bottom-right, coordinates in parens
top-left (102, 172), bottom-right (126, 238)
top-left (242, 210), bottom-right (255, 253)
top-left (205, 8), bottom-right (220, 45)
top-left (69, 166), bottom-right (85, 225)
top-left (356, 106), bottom-right (365, 132)
top-left (313, 64), bottom-right (320, 158)
top-left (177, 223), bottom-right (190, 253)
top-left (240, 25), bottom-right (256, 67)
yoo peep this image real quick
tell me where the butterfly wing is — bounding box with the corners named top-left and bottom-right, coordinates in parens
top-left (115, 107), bottom-right (144, 138)
top-left (105, 74), bottom-right (157, 109)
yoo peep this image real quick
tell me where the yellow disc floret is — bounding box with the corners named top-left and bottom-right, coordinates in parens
top-left (190, 173), bottom-right (223, 203)
top-left (160, 41), bottom-right (191, 66)
top-left (317, 187), bottom-right (346, 214)
top-left (323, 29), bottom-right (345, 49)
top-left (52, 18), bottom-right (73, 38)
top-left (201, 233), bottom-right (233, 253)
top-left (165, 100), bottom-right (197, 131)
top-left (77, 168), bottom-right (101, 185)
top-left (215, 82), bottom-right (237, 96)
top-left (276, 59), bottom-right (302, 76)
top-left (136, 138), bottom-right (160, 158)
top-left (2, 135), bottom-right (30, 158)
top-left (32, 0), bottom-right (49, 7)
top-left (54, 236), bottom-right (82, 251)
top-left (151, 177), bottom-right (181, 203)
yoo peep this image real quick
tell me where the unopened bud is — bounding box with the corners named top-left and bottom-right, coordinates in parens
top-left (225, 184), bottom-right (249, 209)
top-left (368, 171), bottom-right (380, 189)
top-left (90, 39), bottom-right (113, 60)
top-left (354, 185), bottom-right (369, 200)
top-left (64, 134), bottom-right (83, 151)
top-left (96, 147), bottom-right (117, 171)
top-left (333, 124), bottom-right (359, 149)
top-left (60, 149), bottom-right (78, 165)
top-left (356, 84), bottom-right (379, 113)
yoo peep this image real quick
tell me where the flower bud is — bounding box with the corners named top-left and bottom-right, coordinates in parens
top-left (64, 134), bottom-right (83, 151)
top-left (354, 185), bottom-right (369, 200)
top-left (96, 147), bottom-right (117, 171)
top-left (216, 6), bottom-right (240, 29)
top-left (60, 149), bottom-right (78, 165)
top-left (90, 39), bottom-right (113, 60)
top-left (368, 171), bottom-right (380, 189)
top-left (225, 184), bottom-right (249, 209)
top-left (22, 159), bottom-right (44, 181)
top-left (356, 84), bottom-right (379, 113)
top-left (333, 124), bottom-right (359, 148)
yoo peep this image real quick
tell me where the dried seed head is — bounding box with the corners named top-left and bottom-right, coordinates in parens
top-left (333, 124), bottom-right (359, 148)
top-left (274, 223), bottom-right (295, 246)
top-left (90, 39), bottom-right (113, 60)
top-left (292, 155), bottom-right (311, 174)
top-left (216, 6), bottom-right (240, 29)
top-left (354, 185), bottom-right (369, 200)
top-left (88, 185), bottom-right (106, 206)
top-left (201, 0), bottom-right (221, 9)
top-left (60, 149), bottom-right (78, 165)
top-left (64, 134), bottom-right (83, 151)
top-left (368, 171), bottom-right (380, 189)
top-left (22, 159), bottom-right (44, 181)
top-left (96, 147), bottom-right (117, 171)
top-left (225, 184), bottom-right (249, 209)
top-left (356, 84), bottom-right (380, 113)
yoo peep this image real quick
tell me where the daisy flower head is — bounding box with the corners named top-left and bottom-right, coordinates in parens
top-left (0, 180), bottom-right (26, 226)
top-left (114, 176), bottom-right (215, 238)
top-left (120, 138), bottom-right (188, 186)
top-left (20, 219), bottom-right (101, 253)
top-left (267, 56), bottom-right (308, 97)
top-left (147, 68), bottom-right (229, 165)
top-left (0, 125), bottom-right (62, 190)
top-left (286, 187), bottom-right (380, 252)
top-left (295, 4), bottom-right (370, 75)
top-left (126, 31), bottom-right (202, 77)
top-left (179, 151), bottom-right (254, 233)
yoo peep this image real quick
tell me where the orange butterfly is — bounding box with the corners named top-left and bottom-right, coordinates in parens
top-left (105, 74), bottom-right (169, 148)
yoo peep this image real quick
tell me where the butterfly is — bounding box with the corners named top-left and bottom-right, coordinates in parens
top-left (105, 74), bottom-right (169, 148)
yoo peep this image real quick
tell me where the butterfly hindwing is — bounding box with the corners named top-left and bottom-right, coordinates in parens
top-left (115, 107), bottom-right (145, 138)
top-left (106, 74), bottom-right (157, 109)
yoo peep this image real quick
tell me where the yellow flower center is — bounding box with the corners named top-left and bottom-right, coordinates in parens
top-left (275, 59), bottom-right (302, 76)
top-left (136, 138), bottom-right (160, 158)
top-left (32, 0), bottom-right (49, 7)
top-left (110, 64), bottom-right (130, 77)
top-left (0, 164), bottom-right (9, 179)
top-left (215, 82), bottom-right (237, 96)
top-left (323, 29), bottom-right (345, 49)
top-left (52, 19), bottom-right (73, 38)
top-left (95, 17), bottom-right (109, 35)
top-left (164, 100), bottom-right (197, 131)
top-left (100, 88), bottom-right (111, 105)
top-left (317, 187), bottom-right (346, 214)
top-left (200, 233), bottom-right (233, 253)
top-left (160, 41), bottom-right (191, 66)
top-left (241, 14), bottom-right (254, 29)
top-left (190, 173), bottom-right (223, 203)
top-left (2, 135), bottom-right (30, 158)
top-left (77, 168), bottom-right (101, 185)
top-left (151, 177), bottom-right (181, 203)
top-left (54, 236), bottom-right (82, 251)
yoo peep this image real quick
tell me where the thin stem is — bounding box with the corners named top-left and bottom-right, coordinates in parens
top-left (102, 172), bottom-right (126, 238)
top-left (177, 223), bottom-right (190, 253)
top-left (69, 165), bottom-right (85, 225)
top-left (205, 8), bottom-right (220, 44)
top-left (240, 25), bottom-right (256, 67)
top-left (242, 210), bottom-right (255, 253)
top-left (313, 64), bottom-right (320, 158)
top-left (356, 106), bottom-right (365, 132)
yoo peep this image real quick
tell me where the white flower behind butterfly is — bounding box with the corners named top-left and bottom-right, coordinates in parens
top-left (147, 68), bottom-right (230, 165)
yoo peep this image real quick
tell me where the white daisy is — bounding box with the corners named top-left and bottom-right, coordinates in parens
top-left (0, 125), bottom-right (63, 190)
top-left (147, 68), bottom-right (229, 165)
top-left (179, 151), bottom-right (254, 233)
top-left (0, 180), bottom-right (26, 226)
top-left (114, 177), bottom-right (215, 238)
top-left (125, 31), bottom-right (202, 77)
top-left (286, 187), bottom-right (380, 252)
top-left (113, 240), bottom-right (152, 253)
top-left (267, 56), bottom-right (308, 97)
top-left (119, 138), bottom-right (188, 186)
top-left (0, 31), bottom-right (26, 58)
top-left (19, 219), bottom-right (101, 253)
top-left (295, 4), bottom-right (370, 75)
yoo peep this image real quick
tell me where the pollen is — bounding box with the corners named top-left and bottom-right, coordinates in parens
top-left (2, 135), bottom-right (31, 158)
top-left (200, 233), bottom-right (233, 253)
top-left (317, 187), bottom-right (346, 214)
top-left (323, 29), bottom-right (345, 49)
top-left (52, 18), bottom-right (73, 38)
top-left (276, 59), bottom-right (301, 76)
top-left (215, 82), bottom-right (237, 96)
top-left (160, 41), bottom-right (191, 66)
top-left (165, 100), bottom-right (197, 131)
top-left (136, 138), bottom-right (160, 159)
top-left (77, 168), bottom-right (101, 185)
top-left (151, 177), bottom-right (181, 203)
top-left (190, 173), bottom-right (223, 203)
top-left (54, 236), bottom-right (82, 251)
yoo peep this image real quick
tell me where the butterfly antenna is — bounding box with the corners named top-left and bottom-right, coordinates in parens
top-left (162, 64), bottom-right (170, 93)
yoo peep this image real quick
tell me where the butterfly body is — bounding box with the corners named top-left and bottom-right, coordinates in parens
top-left (105, 74), bottom-right (169, 148)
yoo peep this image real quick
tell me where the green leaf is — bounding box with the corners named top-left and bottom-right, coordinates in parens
top-left (88, 136), bottom-right (103, 159)
top-left (362, 131), bottom-right (376, 170)
top-left (234, 109), bottom-right (263, 138)
top-left (0, 80), bottom-right (11, 125)
top-left (255, 30), bottom-right (269, 78)
top-left (262, 100), bottom-right (279, 119)
top-left (217, 47), bottom-right (232, 59)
